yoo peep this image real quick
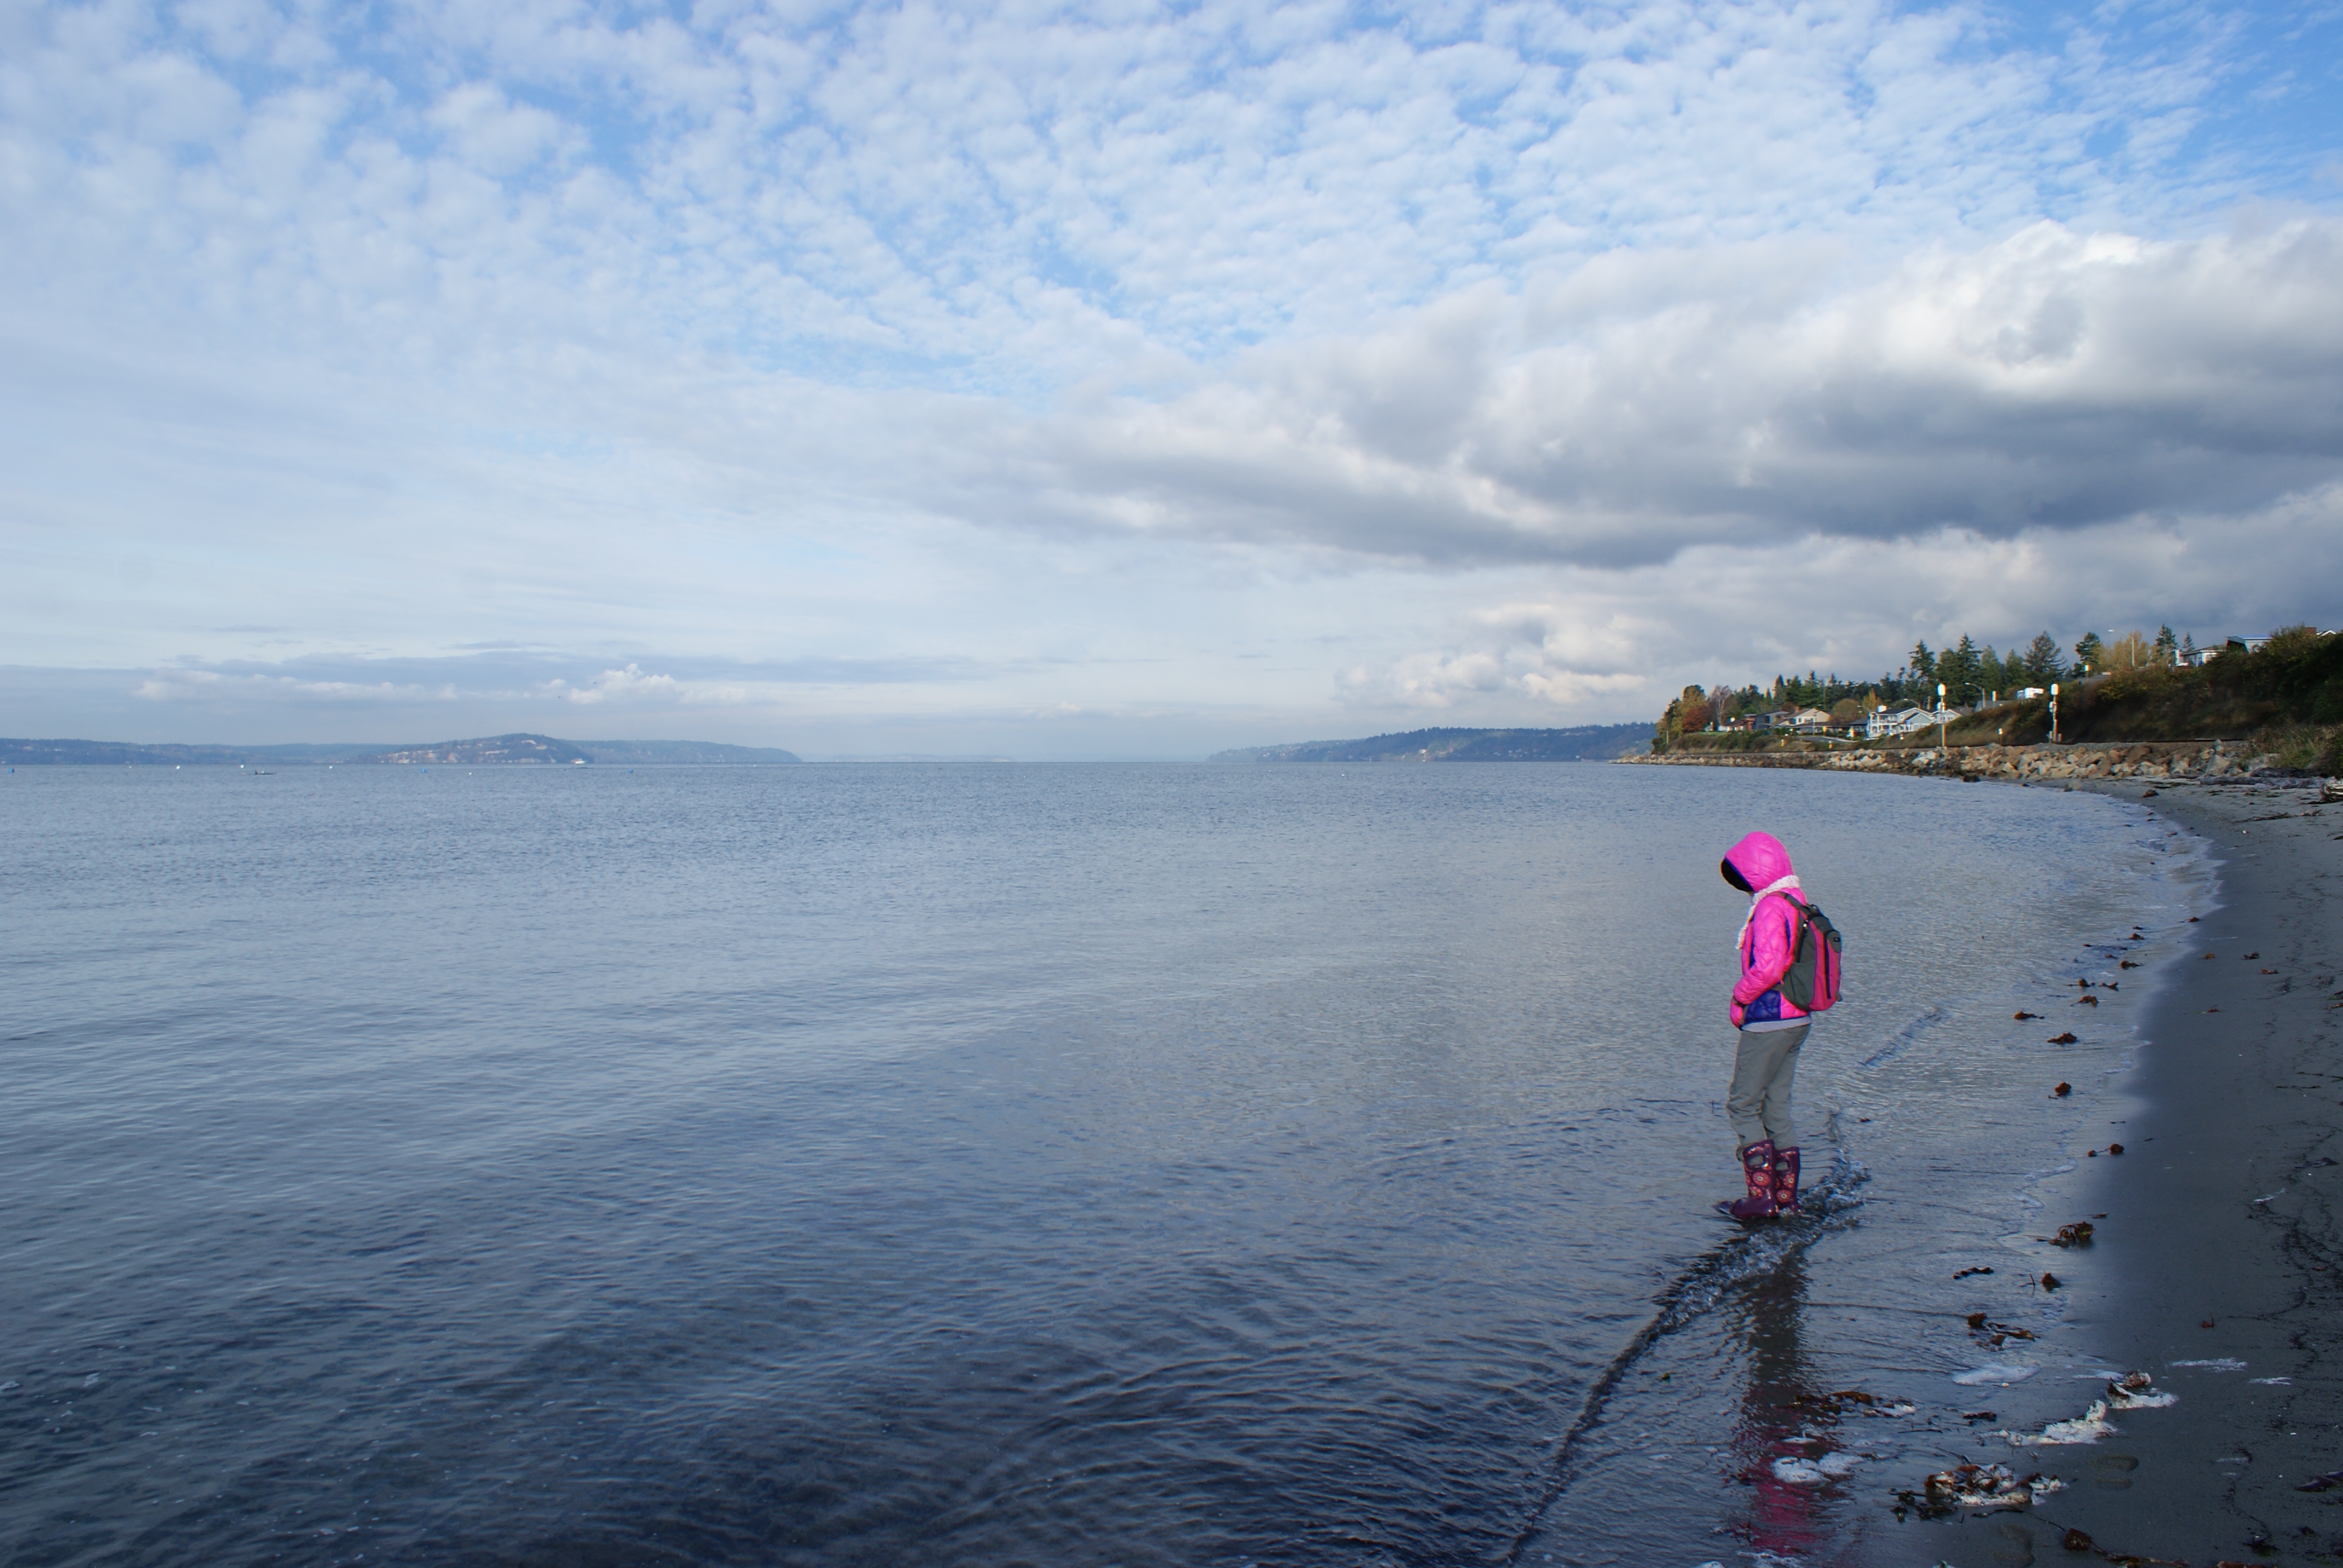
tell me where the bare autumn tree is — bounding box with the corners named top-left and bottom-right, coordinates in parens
top-left (2100, 630), bottom-right (2154, 671)
top-left (1677, 683), bottom-right (1714, 733)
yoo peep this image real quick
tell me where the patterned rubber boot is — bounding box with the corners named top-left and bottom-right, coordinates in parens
top-left (1771, 1146), bottom-right (1802, 1215)
top-left (1723, 1139), bottom-right (1777, 1220)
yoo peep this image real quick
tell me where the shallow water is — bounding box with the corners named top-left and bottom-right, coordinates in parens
top-left (0, 763), bottom-right (2201, 1564)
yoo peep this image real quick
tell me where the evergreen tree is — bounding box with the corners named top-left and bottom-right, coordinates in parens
top-left (2180, 633), bottom-right (2198, 666)
top-left (1909, 641), bottom-right (1936, 685)
top-left (1938, 635), bottom-right (1982, 706)
top-left (2154, 625), bottom-right (2179, 664)
top-left (1999, 647), bottom-right (2028, 694)
top-left (2022, 632), bottom-right (2062, 684)
top-left (2073, 631), bottom-right (2104, 678)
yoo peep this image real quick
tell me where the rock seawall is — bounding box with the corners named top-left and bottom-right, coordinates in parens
top-left (1620, 740), bottom-right (2276, 782)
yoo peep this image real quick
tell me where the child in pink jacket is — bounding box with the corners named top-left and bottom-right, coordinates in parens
top-left (1719, 830), bottom-right (1814, 1219)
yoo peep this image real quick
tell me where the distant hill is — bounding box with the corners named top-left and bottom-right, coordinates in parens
top-left (358, 734), bottom-right (802, 765)
top-left (0, 737), bottom-right (392, 766)
top-left (571, 739), bottom-right (802, 765)
top-left (2, 734), bottom-right (801, 765)
top-left (355, 733), bottom-right (592, 765)
top-left (1211, 724), bottom-right (1650, 763)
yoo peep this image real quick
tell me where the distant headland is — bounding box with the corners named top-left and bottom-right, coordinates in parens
top-left (1210, 725), bottom-right (1648, 763)
top-left (0, 733), bottom-right (802, 766)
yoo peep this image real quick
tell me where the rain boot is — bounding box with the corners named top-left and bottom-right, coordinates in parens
top-left (1720, 1138), bottom-right (1777, 1220)
top-left (1771, 1146), bottom-right (1801, 1215)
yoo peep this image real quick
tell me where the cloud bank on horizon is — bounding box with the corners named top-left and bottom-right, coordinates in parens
top-left (2, 0), bottom-right (2339, 755)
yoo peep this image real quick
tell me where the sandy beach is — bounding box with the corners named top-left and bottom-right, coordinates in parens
top-left (2011, 774), bottom-right (2343, 1564)
top-left (1519, 764), bottom-right (2341, 1565)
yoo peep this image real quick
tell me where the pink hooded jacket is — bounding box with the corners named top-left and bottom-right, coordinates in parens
top-left (1724, 831), bottom-right (1809, 1029)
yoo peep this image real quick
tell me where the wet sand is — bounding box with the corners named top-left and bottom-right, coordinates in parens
top-left (1516, 771), bottom-right (2342, 1566)
top-left (2025, 776), bottom-right (2343, 1564)
top-left (1515, 779), bottom-right (2212, 1566)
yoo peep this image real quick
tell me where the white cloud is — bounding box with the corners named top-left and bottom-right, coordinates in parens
top-left (1337, 483), bottom-right (2343, 725)
top-left (1337, 599), bottom-right (1688, 713)
top-left (427, 83), bottom-right (578, 180)
top-left (547, 662), bottom-right (684, 704)
top-left (0, 0), bottom-right (2265, 388)
top-left (2, 0), bottom-right (2338, 754)
top-left (133, 667), bottom-right (462, 704)
top-left (988, 218), bottom-right (2343, 566)
top-left (553, 664), bottom-right (755, 707)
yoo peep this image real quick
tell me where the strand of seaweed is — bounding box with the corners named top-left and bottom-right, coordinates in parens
top-left (1499, 1148), bottom-right (1870, 1567)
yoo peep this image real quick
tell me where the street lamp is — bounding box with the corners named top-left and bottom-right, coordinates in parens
top-left (2049, 682), bottom-right (2061, 744)
top-left (1937, 682), bottom-right (1948, 750)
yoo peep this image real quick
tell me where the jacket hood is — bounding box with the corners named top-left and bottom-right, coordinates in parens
top-left (1723, 831), bottom-right (1795, 890)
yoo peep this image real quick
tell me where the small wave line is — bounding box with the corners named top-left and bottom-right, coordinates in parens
top-left (1499, 1151), bottom-right (1869, 1566)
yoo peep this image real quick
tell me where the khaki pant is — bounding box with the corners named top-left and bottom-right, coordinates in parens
top-left (1728, 1022), bottom-right (1809, 1151)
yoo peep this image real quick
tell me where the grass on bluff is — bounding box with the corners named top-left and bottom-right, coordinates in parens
top-left (1673, 730), bottom-right (1783, 753)
top-left (1875, 626), bottom-right (2343, 771)
top-left (1666, 628), bottom-right (2343, 774)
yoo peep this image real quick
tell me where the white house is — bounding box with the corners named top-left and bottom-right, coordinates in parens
top-left (1866, 704), bottom-right (1936, 740)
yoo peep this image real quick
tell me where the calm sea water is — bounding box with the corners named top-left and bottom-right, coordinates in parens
top-left (0, 763), bottom-right (2201, 1566)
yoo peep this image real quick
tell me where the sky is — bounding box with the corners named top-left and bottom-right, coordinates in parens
top-left (3, 0), bottom-right (2341, 758)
